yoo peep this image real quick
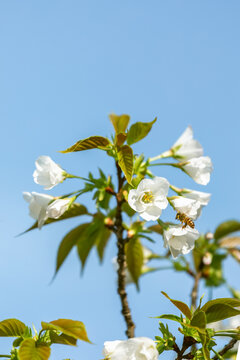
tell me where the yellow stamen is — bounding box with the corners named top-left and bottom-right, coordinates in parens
top-left (141, 191), bottom-right (154, 204)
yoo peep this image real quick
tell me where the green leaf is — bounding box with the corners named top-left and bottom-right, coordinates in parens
top-left (204, 304), bottom-right (240, 323)
top-left (0, 319), bottom-right (27, 337)
top-left (109, 114), bottom-right (130, 134)
top-left (60, 136), bottom-right (111, 153)
top-left (49, 331), bottom-right (77, 346)
top-left (214, 220), bottom-right (240, 241)
top-left (126, 238), bottom-right (144, 289)
top-left (117, 145), bottom-right (133, 184)
top-left (23, 203), bottom-right (88, 233)
top-left (161, 292), bottom-right (192, 319)
top-left (201, 298), bottom-right (240, 312)
top-left (96, 226), bottom-right (112, 263)
top-left (55, 223), bottom-right (89, 276)
top-left (41, 319), bottom-right (91, 343)
top-left (77, 220), bottom-right (101, 270)
top-left (19, 339), bottom-right (50, 360)
top-left (127, 118), bottom-right (157, 145)
top-left (153, 314), bottom-right (182, 324)
top-left (191, 311), bottom-right (206, 330)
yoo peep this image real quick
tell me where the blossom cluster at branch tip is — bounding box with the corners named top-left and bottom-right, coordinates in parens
top-left (33, 155), bottom-right (65, 190)
top-left (103, 337), bottom-right (159, 360)
top-left (128, 177), bottom-right (169, 221)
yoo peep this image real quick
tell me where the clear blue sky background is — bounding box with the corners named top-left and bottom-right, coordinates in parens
top-left (0, 1), bottom-right (240, 359)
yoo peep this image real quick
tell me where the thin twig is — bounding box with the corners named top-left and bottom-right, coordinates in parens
top-left (212, 338), bottom-right (238, 360)
top-left (115, 161), bottom-right (135, 338)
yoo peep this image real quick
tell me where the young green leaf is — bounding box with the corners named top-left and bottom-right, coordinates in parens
top-left (49, 331), bottom-right (77, 346)
top-left (0, 319), bottom-right (27, 337)
top-left (55, 223), bottom-right (90, 276)
top-left (161, 292), bottom-right (192, 319)
top-left (214, 220), bottom-right (240, 241)
top-left (117, 145), bottom-right (133, 184)
top-left (41, 319), bottom-right (91, 343)
top-left (60, 136), bottom-right (111, 153)
top-left (19, 339), bottom-right (51, 360)
top-left (219, 236), bottom-right (240, 248)
top-left (126, 238), bottom-right (144, 289)
top-left (191, 311), bottom-right (206, 330)
top-left (127, 118), bottom-right (157, 146)
top-left (109, 114), bottom-right (130, 134)
top-left (201, 298), bottom-right (240, 312)
top-left (96, 226), bottom-right (112, 263)
top-left (153, 314), bottom-right (182, 324)
top-left (204, 304), bottom-right (240, 324)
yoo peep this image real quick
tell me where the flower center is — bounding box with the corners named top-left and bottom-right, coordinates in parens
top-left (141, 191), bottom-right (154, 204)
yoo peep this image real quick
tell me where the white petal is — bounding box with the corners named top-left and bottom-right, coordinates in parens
top-left (173, 126), bottom-right (193, 147)
top-left (128, 189), bottom-right (145, 212)
top-left (140, 205), bottom-right (162, 221)
top-left (137, 178), bottom-right (154, 192)
top-left (184, 189), bottom-right (211, 206)
top-left (151, 177), bottom-right (169, 197)
top-left (23, 192), bottom-right (32, 203)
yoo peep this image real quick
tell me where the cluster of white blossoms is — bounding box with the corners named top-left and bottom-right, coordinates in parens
top-left (128, 126), bottom-right (212, 258)
top-left (103, 337), bottom-right (159, 360)
top-left (23, 156), bottom-right (70, 228)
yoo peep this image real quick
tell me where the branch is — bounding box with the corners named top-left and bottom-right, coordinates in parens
top-left (115, 161), bottom-right (135, 338)
top-left (212, 338), bottom-right (238, 360)
top-left (191, 271), bottom-right (202, 310)
top-left (173, 336), bottom-right (197, 360)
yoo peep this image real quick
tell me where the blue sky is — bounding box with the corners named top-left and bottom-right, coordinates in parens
top-left (0, 0), bottom-right (240, 358)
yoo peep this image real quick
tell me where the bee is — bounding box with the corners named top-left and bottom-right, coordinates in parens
top-left (176, 212), bottom-right (195, 229)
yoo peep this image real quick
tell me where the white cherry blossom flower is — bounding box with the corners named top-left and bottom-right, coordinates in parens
top-left (46, 198), bottom-right (70, 219)
top-left (128, 177), bottom-right (169, 221)
top-left (182, 156), bottom-right (213, 185)
top-left (103, 337), bottom-right (159, 360)
top-left (23, 192), bottom-right (53, 229)
top-left (33, 155), bottom-right (65, 190)
top-left (171, 197), bottom-right (201, 220)
top-left (172, 126), bottom-right (203, 160)
top-left (183, 189), bottom-right (211, 206)
top-left (163, 225), bottom-right (199, 258)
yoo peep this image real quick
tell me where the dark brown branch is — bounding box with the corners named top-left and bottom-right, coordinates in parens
top-left (212, 338), bottom-right (238, 360)
top-left (115, 161), bottom-right (135, 338)
top-left (173, 336), bottom-right (197, 360)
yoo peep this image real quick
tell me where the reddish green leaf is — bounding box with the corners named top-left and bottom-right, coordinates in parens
top-left (161, 291), bottom-right (192, 319)
top-left (60, 136), bottom-right (111, 153)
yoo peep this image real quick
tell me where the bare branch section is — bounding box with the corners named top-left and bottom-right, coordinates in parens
top-left (212, 338), bottom-right (238, 360)
top-left (115, 161), bottom-right (135, 338)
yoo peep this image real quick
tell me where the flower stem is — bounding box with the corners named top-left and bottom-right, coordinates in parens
top-left (115, 161), bottom-right (135, 338)
top-left (190, 271), bottom-right (202, 311)
top-left (149, 150), bottom-right (173, 162)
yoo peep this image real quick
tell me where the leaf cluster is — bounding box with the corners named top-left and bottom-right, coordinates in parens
top-left (0, 318), bottom-right (90, 360)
